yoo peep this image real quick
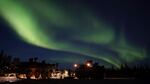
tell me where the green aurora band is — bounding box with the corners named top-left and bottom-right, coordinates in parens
top-left (0, 0), bottom-right (146, 68)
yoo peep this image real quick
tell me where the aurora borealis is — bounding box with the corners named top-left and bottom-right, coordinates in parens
top-left (0, 0), bottom-right (149, 68)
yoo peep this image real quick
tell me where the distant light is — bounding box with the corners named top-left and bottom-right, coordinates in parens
top-left (74, 64), bottom-right (78, 68)
top-left (86, 63), bottom-right (92, 67)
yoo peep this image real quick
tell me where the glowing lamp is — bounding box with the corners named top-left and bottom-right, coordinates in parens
top-left (74, 64), bottom-right (78, 68)
top-left (86, 63), bottom-right (92, 67)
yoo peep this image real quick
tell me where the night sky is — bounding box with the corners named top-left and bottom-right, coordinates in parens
top-left (0, 0), bottom-right (150, 69)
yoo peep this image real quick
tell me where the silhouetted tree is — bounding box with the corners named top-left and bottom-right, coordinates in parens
top-left (0, 50), bottom-right (12, 67)
top-left (34, 57), bottom-right (38, 63)
top-left (12, 57), bottom-right (20, 66)
top-left (29, 58), bottom-right (34, 63)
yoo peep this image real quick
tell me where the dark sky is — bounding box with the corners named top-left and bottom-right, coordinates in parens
top-left (0, 0), bottom-right (150, 69)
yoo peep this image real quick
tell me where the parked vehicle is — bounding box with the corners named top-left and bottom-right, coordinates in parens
top-left (0, 73), bottom-right (19, 82)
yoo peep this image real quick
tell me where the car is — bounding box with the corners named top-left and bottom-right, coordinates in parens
top-left (0, 73), bottom-right (19, 83)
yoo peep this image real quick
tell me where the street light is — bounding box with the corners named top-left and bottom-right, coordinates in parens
top-left (86, 63), bottom-right (92, 67)
top-left (74, 64), bottom-right (78, 68)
